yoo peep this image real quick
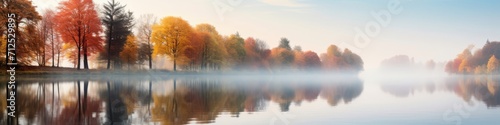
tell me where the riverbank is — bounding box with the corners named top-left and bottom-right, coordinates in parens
top-left (0, 66), bottom-right (178, 76)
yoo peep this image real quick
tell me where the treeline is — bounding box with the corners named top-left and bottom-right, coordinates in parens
top-left (0, 0), bottom-right (363, 73)
top-left (445, 40), bottom-right (500, 74)
top-left (380, 55), bottom-right (436, 71)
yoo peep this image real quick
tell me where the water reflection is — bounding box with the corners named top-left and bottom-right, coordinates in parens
top-left (378, 76), bottom-right (500, 108)
top-left (380, 79), bottom-right (435, 97)
top-left (444, 76), bottom-right (500, 107)
top-left (1, 76), bottom-right (499, 124)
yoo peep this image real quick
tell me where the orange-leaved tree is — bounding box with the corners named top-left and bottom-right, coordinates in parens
top-left (55, 0), bottom-right (103, 69)
top-left (194, 24), bottom-right (226, 71)
top-left (303, 51), bottom-right (321, 69)
top-left (244, 37), bottom-right (269, 69)
top-left (120, 35), bottom-right (138, 70)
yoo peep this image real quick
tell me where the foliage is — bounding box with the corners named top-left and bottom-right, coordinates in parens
top-left (446, 41), bottom-right (500, 74)
top-left (322, 45), bottom-right (363, 72)
top-left (0, 0), bottom-right (41, 65)
top-left (136, 14), bottom-right (156, 69)
top-left (152, 16), bottom-right (193, 71)
top-left (487, 55), bottom-right (499, 74)
top-left (55, 0), bottom-right (103, 69)
top-left (120, 35), bottom-right (138, 69)
top-left (101, 0), bottom-right (134, 69)
top-left (244, 37), bottom-right (269, 69)
top-left (303, 51), bottom-right (321, 69)
top-left (223, 33), bottom-right (246, 68)
top-left (278, 38), bottom-right (291, 50)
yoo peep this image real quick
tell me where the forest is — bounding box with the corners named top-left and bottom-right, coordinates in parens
top-left (0, 0), bottom-right (363, 73)
top-left (445, 40), bottom-right (500, 74)
top-left (1, 0), bottom-right (498, 75)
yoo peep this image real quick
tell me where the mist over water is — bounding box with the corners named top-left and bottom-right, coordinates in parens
top-left (1, 73), bottom-right (500, 125)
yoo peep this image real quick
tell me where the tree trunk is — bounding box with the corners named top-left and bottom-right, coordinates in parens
top-left (148, 54), bottom-right (152, 69)
top-left (83, 40), bottom-right (89, 69)
top-left (57, 50), bottom-right (60, 67)
top-left (52, 29), bottom-right (55, 67)
top-left (107, 25), bottom-right (113, 69)
top-left (77, 46), bottom-right (81, 70)
top-left (148, 42), bottom-right (152, 69)
top-left (42, 46), bottom-right (46, 66)
top-left (173, 57), bottom-right (177, 71)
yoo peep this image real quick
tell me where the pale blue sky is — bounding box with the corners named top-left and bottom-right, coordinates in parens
top-left (32, 0), bottom-right (500, 70)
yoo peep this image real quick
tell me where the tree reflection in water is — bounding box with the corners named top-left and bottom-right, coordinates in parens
top-left (14, 76), bottom-right (500, 125)
top-left (1, 76), bottom-right (500, 124)
top-left (150, 77), bottom-right (364, 124)
top-left (445, 76), bottom-right (500, 107)
top-left (0, 77), bottom-right (366, 124)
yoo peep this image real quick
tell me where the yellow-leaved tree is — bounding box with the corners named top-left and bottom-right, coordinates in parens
top-left (487, 55), bottom-right (499, 74)
top-left (120, 35), bottom-right (138, 70)
top-left (458, 58), bottom-right (472, 73)
top-left (151, 16), bottom-right (193, 71)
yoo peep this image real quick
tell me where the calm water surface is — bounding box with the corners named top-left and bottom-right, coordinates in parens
top-left (2, 75), bottom-right (500, 125)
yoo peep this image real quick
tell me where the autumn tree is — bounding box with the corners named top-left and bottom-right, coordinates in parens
top-left (181, 31), bottom-right (204, 70)
top-left (446, 41), bottom-right (500, 74)
top-left (223, 33), bottom-right (246, 68)
top-left (293, 49), bottom-right (305, 69)
top-left (244, 37), bottom-right (269, 69)
top-left (152, 16), bottom-right (193, 71)
top-left (35, 9), bottom-right (59, 66)
top-left (269, 38), bottom-right (296, 69)
top-left (487, 55), bottom-right (499, 74)
top-left (39, 9), bottom-right (61, 67)
top-left (101, 0), bottom-right (134, 69)
top-left (34, 20), bottom-right (48, 66)
top-left (19, 21), bottom-right (40, 65)
top-left (194, 24), bottom-right (226, 70)
top-left (322, 45), bottom-right (363, 72)
top-left (459, 58), bottom-right (472, 73)
top-left (53, 34), bottom-right (64, 67)
top-left (137, 43), bottom-right (150, 68)
top-left (120, 35), bottom-right (138, 70)
top-left (136, 14), bottom-right (156, 69)
top-left (270, 48), bottom-right (294, 69)
top-left (0, 0), bottom-right (41, 65)
top-left (341, 49), bottom-right (363, 71)
top-left (55, 0), bottom-right (103, 69)
top-left (322, 45), bottom-right (343, 69)
top-left (455, 49), bottom-right (473, 73)
top-left (303, 51), bottom-right (321, 69)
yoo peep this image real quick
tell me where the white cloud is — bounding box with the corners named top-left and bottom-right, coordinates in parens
top-left (259, 0), bottom-right (308, 7)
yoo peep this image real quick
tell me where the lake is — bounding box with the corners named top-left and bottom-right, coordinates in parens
top-left (2, 74), bottom-right (500, 125)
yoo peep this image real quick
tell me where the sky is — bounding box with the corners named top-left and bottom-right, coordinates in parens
top-left (31, 0), bottom-right (500, 71)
